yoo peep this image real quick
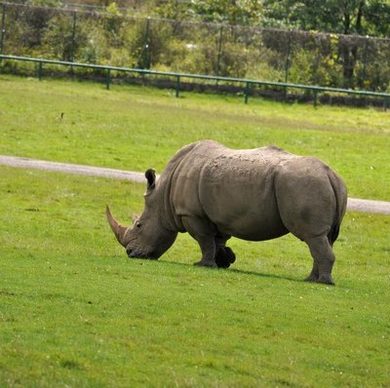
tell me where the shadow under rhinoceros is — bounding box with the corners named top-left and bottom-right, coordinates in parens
top-left (153, 259), bottom-right (305, 284)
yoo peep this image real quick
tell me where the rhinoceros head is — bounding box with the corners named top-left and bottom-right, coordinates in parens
top-left (106, 169), bottom-right (177, 259)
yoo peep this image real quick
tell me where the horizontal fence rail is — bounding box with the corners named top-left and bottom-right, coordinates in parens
top-left (1, 54), bottom-right (390, 107)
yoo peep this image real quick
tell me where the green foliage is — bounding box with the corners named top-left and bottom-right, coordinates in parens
top-left (191, 0), bottom-right (263, 25)
top-left (78, 29), bottom-right (102, 64)
top-left (25, 0), bottom-right (62, 6)
top-left (103, 8), bottom-right (124, 42)
top-left (288, 48), bottom-right (315, 85)
top-left (364, 0), bottom-right (390, 36)
top-left (288, 41), bottom-right (343, 87)
top-left (263, 0), bottom-right (390, 37)
top-left (1, 2), bottom-right (389, 91)
top-left (261, 0), bottom-right (390, 88)
top-left (42, 12), bottom-right (88, 61)
top-left (163, 39), bottom-right (213, 74)
top-left (155, 0), bottom-right (263, 25)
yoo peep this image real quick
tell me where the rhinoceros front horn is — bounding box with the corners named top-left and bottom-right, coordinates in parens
top-left (106, 206), bottom-right (128, 247)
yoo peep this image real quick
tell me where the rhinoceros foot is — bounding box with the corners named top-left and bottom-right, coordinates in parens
top-left (305, 273), bottom-right (335, 286)
top-left (317, 274), bottom-right (335, 285)
top-left (194, 259), bottom-right (218, 268)
top-left (215, 247), bottom-right (236, 269)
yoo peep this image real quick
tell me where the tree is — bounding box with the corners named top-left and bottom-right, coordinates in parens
top-left (156, 0), bottom-right (263, 25)
top-left (262, 0), bottom-right (390, 37)
top-left (263, 0), bottom-right (390, 87)
top-left (364, 0), bottom-right (390, 36)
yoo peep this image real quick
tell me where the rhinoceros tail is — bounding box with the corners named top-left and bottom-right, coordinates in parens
top-left (327, 170), bottom-right (348, 246)
top-left (328, 223), bottom-right (340, 246)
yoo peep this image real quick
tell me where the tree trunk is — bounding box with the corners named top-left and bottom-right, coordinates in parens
top-left (341, 1), bottom-right (365, 88)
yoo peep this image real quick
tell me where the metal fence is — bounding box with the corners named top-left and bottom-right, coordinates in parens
top-left (1, 2), bottom-right (390, 98)
top-left (2, 54), bottom-right (389, 109)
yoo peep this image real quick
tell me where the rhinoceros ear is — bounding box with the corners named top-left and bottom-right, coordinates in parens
top-left (145, 168), bottom-right (156, 190)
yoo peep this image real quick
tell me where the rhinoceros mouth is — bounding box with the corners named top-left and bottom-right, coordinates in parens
top-left (126, 248), bottom-right (159, 260)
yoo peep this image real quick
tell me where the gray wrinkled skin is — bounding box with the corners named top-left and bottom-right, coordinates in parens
top-left (107, 140), bottom-right (347, 285)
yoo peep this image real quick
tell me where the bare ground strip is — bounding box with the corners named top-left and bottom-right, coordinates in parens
top-left (1, 155), bottom-right (389, 215)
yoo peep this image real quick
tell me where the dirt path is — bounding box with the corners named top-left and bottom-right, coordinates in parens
top-left (1, 155), bottom-right (389, 215)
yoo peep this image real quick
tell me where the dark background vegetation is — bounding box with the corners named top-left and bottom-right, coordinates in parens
top-left (1, 0), bottom-right (389, 92)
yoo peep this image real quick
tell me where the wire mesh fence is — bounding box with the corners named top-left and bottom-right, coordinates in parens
top-left (1, 1), bottom-right (389, 93)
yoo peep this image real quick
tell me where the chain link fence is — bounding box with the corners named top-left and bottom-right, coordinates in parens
top-left (1, 2), bottom-right (389, 93)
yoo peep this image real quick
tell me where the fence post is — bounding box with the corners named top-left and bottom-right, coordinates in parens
top-left (70, 11), bottom-right (77, 62)
top-left (141, 17), bottom-right (151, 69)
top-left (244, 81), bottom-right (250, 104)
top-left (106, 68), bottom-right (111, 90)
top-left (284, 30), bottom-right (292, 84)
top-left (311, 36), bottom-right (321, 85)
top-left (0, 3), bottom-right (6, 55)
top-left (313, 90), bottom-right (318, 108)
top-left (216, 25), bottom-right (224, 76)
top-left (360, 37), bottom-right (369, 89)
top-left (175, 75), bottom-right (180, 98)
top-left (37, 61), bottom-right (43, 80)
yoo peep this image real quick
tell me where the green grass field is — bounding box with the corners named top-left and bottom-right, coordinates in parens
top-left (1, 75), bottom-right (390, 386)
top-left (0, 74), bottom-right (389, 199)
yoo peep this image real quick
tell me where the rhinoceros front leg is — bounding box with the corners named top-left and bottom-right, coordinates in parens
top-left (181, 216), bottom-right (217, 268)
top-left (215, 234), bottom-right (236, 269)
top-left (305, 236), bottom-right (336, 285)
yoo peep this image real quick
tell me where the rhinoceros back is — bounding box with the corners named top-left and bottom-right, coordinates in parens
top-left (168, 141), bottom-right (296, 241)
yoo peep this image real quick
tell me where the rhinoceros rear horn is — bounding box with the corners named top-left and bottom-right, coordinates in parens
top-left (106, 206), bottom-right (128, 247)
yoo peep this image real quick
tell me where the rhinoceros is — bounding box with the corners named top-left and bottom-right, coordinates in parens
top-left (106, 140), bottom-right (347, 285)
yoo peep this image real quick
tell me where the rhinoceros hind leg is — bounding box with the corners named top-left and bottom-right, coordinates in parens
top-left (215, 246), bottom-right (236, 268)
top-left (305, 261), bottom-right (319, 282)
top-left (305, 236), bottom-right (335, 285)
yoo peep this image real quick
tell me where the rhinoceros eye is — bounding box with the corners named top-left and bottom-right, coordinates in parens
top-left (136, 222), bottom-right (142, 228)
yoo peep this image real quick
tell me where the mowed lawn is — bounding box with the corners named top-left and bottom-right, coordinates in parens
top-left (0, 75), bottom-right (390, 386)
top-left (0, 74), bottom-right (389, 200)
